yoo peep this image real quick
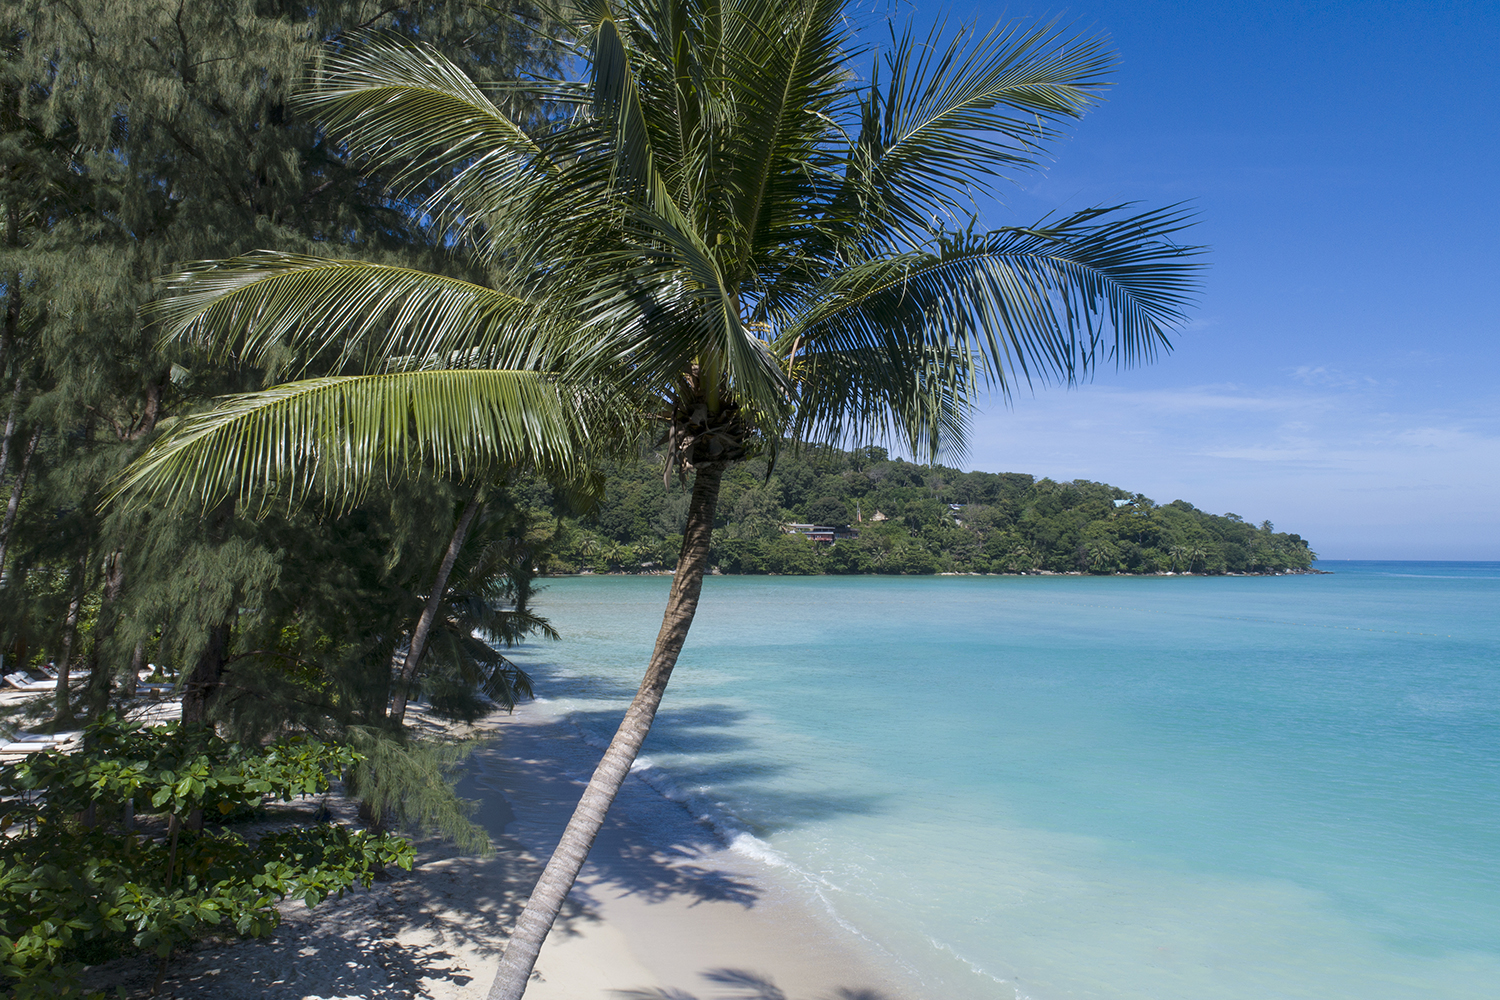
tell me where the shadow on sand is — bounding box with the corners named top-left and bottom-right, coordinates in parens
top-left (614, 966), bottom-right (898, 1000)
top-left (81, 692), bottom-right (890, 998)
top-left (80, 817), bottom-right (581, 998)
top-left (549, 701), bottom-right (887, 833)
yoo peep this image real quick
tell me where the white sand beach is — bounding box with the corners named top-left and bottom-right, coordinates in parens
top-left (68, 700), bottom-right (925, 999)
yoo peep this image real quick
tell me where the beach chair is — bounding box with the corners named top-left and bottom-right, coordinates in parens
top-left (0, 730), bottom-right (80, 756)
top-left (3, 673), bottom-right (53, 692)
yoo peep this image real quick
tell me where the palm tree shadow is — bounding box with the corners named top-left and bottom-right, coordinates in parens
top-left (554, 701), bottom-right (888, 832)
top-left (614, 967), bottom-right (898, 1000)
top-left (607, 839), bottom-right (761, 906)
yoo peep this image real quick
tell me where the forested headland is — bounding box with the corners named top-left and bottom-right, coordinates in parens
top-left (519, 444), bottom-right (1317, 576)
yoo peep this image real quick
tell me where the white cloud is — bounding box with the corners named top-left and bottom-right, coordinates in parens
top-left (960, 380), bottom-right (1500, 560)
top-left (1288, 365), bottom-right (1385, 388)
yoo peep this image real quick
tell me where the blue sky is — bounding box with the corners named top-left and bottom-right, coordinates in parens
top-left (888, 1), bottom-right (1498, 559)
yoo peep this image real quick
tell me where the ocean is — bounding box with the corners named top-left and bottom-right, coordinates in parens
top-left (512, 562), bottom-right (1500, 1000)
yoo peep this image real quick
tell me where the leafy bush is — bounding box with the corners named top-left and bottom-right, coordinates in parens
top-left (0, 719), bottom-right (414, 998)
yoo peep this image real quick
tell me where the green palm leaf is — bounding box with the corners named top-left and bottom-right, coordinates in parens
top-left (113, 370), bottom-right (589, 509)
top-left (788, 342), bottom-right (974, 462)
top-left (298, 36), bottom-right (562, 257)
top-left (786, 204), bottom-right (1202, 405)
top-left (850, 18), bottom-right (1114, 229)
top-left (147, 253), bottom-right (546, 375)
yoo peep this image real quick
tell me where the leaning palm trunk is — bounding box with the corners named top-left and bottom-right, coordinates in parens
top-left (390, 489), bottom-right (483, 725)
top-left (486, 463), bottom-right (724, 1000)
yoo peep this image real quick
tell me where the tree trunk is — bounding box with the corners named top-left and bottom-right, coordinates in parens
top-left (181, 618), bottom-right (230, 726)
top-left (123, 639), bottom-right (144, 699)
top-left (0, 375), bottom-right (23, 483)
top-left (182, 499), bottom-right (236, 725)
top-left (389, 489), bottom-right (483, 725)
top-left (156, 623), bottom-right (171, 676)
top-left (485, 463), bottom-right (724, 1000)
top-left (54, 554), bottom-right (87, 724)
top-left (0, 424), bottom-right (40, 575)
top-left (83, 550), bottom-right (126, 719)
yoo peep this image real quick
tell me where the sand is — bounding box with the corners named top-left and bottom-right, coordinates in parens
top-left (72, 701), bottom-right (926, 1000)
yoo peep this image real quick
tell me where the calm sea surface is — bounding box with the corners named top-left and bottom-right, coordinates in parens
top-left (515, 562), bottom-right (1500, 1000)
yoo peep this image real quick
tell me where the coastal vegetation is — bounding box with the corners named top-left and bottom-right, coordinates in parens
top-left (0, 0), bottom-right (567, 730)
top-left (527, 444), bottom-right (1317, 576)
top-left (0, 718), bottom-right (414, 999)
top-left (0, 1), bottom-right (566, 987)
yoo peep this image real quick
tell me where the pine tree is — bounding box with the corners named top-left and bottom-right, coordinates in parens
top-left (0, 2), bottom-right (564, 729)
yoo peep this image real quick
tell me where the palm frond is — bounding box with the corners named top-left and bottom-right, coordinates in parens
top-left (298, 36), bottom-right (560, 255)
top-left (146, 253), bottom-right (547, 375)
top-left (787, 204), bottom-right (1203, 407)
top-left (112, 370), bottom-right (587, 509)
top-left (557, 2), bottom-right (794, 415)
top-left (847, 18), bottom-right (1114, 230)
top-left (712, 0), bottom-right (851, 273)
top-left (789, 342), bottom-right (973, 464)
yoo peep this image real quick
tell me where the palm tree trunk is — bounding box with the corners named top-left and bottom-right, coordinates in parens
top-left (389, 489), bottom-right (483, 725)
top-left (485, 463), bottom-right (724, 1000)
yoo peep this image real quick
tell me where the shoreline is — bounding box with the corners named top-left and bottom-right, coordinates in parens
top-left (551, 567), bottom-right (1330, 577)
top-left (69, 699), bottom-right (928, 999)
top-left (467, 701), bottom-right (930, 1000)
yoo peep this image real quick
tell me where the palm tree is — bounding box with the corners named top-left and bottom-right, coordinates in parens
top-left (118, 2), bottom-right (1202, 995)
top-left (398, 491), bottom-right (559, 724)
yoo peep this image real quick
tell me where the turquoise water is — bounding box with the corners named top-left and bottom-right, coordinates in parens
top-left (515, 562), bottom-right (1500, 1000)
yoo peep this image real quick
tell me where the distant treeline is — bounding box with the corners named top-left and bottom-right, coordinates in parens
top-left (519, 445), bottom-right (1316, 576)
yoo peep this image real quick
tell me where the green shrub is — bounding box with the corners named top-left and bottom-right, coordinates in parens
top-left (0, 719), bottom-right (414, 998)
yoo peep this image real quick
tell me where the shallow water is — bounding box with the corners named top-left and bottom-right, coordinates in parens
top-left (514, 562), bottom-right (1500, 1000)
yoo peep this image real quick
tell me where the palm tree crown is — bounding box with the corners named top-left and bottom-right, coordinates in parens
top-left (129, 0), bottom-right (1198, 496)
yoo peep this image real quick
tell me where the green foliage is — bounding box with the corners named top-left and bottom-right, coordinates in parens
top-left (0, 0), bottom-right (567, 730)
top-left (0, 718), bottom-right (414, 999)
top-left (341, 728), bottom-right (491, 857)
top-left (531, 443), bottom-right (1316, 576)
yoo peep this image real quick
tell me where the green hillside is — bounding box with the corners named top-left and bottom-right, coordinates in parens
top-left (519, 445), bottom-right (1316, 576)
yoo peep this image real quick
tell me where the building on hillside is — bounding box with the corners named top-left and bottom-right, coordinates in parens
top-left (783, 522), bottom-right (859, 543)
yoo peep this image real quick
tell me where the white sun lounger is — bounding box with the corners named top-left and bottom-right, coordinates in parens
top-left (32, 666), bottom-right (87, 680)
top-left (0, 730), bottom-right (80, 755)
top-left (4, 673), bottom-right (54, 692)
